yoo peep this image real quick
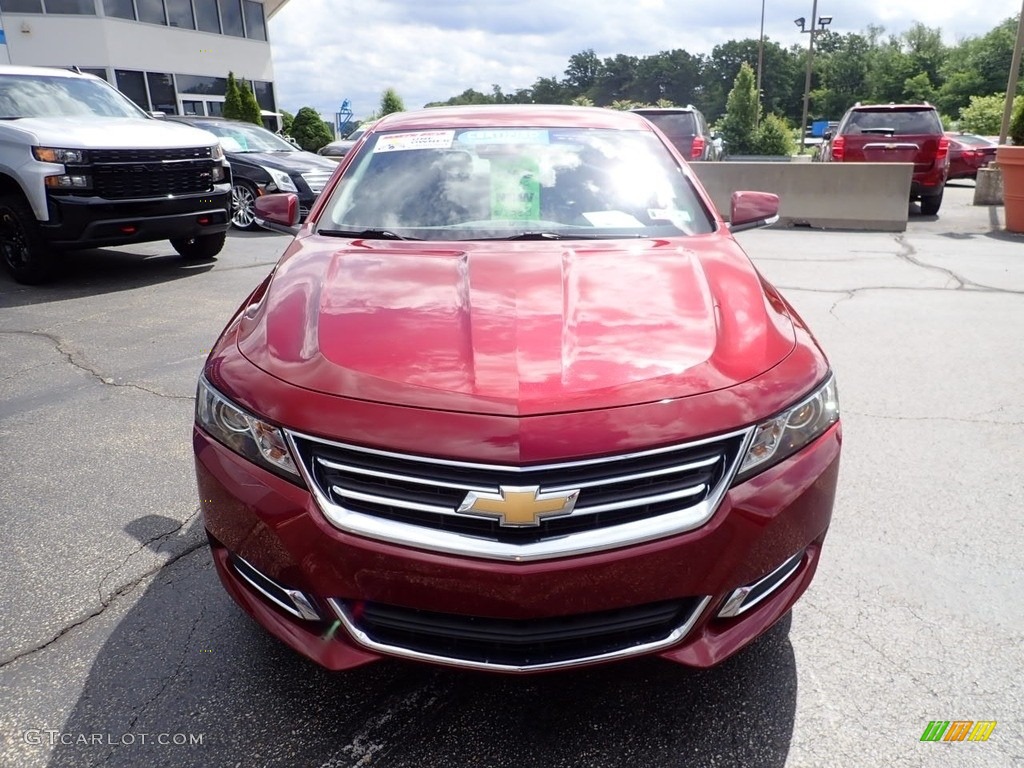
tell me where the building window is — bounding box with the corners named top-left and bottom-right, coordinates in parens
top-left (217, 0), bottom-right (243, 37)
top-left (147, 72), bottom-right (177, 114)
top-left (116, 69), bottom-right (149, 110)
top-left (136, 0), bottom-right (165, 24)
top-left (252, 80), bottom-right (274, 112)
top-left (165, 0), bottom-right (194, 28)
top-left (44, 0), bottom-right (96, 13)
top-left (242, 0), bottom-right (265, 41)
top-left (176, 74), bottom-right (226, 96)
top-left (206, 101), bottom-right (224, 116)
top-left (182, 100), bottom-right (205, 116)
top-left (102, 0), bottom-right (134, 19)
top-left (193, 0), bottom-right (219, 33)
top-left (0, 0), bottom-right (43, 12)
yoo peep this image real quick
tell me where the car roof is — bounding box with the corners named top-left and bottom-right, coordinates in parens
top-left (848, 103), bottom-right (936, 111)
top-left (371, 105), bottom-right (657, 133)
top-left (0, 65), bottom-right (100, 79)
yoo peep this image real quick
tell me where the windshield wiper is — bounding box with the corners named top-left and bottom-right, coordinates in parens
top-left (500, 231), bottom-right (565, 240)
top-left (317, 228), bottom-right (417, 241)
top-left (488, 231), bottom-right (642, 241)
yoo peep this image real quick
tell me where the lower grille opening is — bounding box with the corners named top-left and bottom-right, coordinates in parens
top-left (717, 551), bottom-right (804, 618)
top-left (340, 598), bottom-right (705, 667)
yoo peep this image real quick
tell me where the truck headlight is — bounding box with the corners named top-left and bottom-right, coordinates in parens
top-left (734, 374), bottom-right (839, 482)
top-left (33, 147), bottom-right (88, 164)
top-left (263, 167), bottom-right (298, 193)
top-left (210, 144), bottom-right (225, 161)
top-left (196, 376), bottom-right (301, 482)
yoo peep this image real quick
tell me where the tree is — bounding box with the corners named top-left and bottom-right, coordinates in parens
top-left (379, 88), bottom-right (404, 116)
top-left (1010, 98), bottom-right (1024, 145)
top-left (280, 109), bottom-right (294, 135)
top-left (237, 78), bottom-right (263, 125)
top-left (289, 107), bottom-right (333, 152)
top-left (564, 49), bottom-right (603, 93)
top-left (719, 62), bottom-right (760, 155)
top-left (753, 113), bottom-right (795, 156)
top-left (223, 72), bottom-right (244, 120)
top-left (959, 93), bottom-right (1022, 135)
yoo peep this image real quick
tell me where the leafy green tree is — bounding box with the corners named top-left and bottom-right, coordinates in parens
top-left (530, 76), bottom-right (568, 104)
top-left (719, 62), bottom-right (760, 155)
top-left (753, 113), bottom-right (795, 156)
top-left (564, 49), bottom-right (603, 93)
top-left (570, 95), bottom-right (594, 107)
top-left (237, 78), bottom-right (263, 125)
top-left (379, 88), bottom-right (404, 116)
top-left (280, 109), bottom-right (294, 134)
top-left (959, 93), bottom-right (1022, 135)
top-left (591, 54), bottom-right (640, 105)
top-left (290, 107), bottom-right (333, 152)
top-left (223, 72), bottom-right (244, 120)
top-left (903, 72), bottom-right (936, 103)
top-left (1010, 98), bottom-right (1024, 145)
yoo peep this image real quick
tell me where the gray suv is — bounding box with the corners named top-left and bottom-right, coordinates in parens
top-left (631, 106), bottom-right (720, 161)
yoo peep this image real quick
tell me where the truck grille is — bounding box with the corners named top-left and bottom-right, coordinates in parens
top-left (85, 147), bottom-right (216, 200)
top-left (332, 597), bottom-right (707, 669)
top-left (300, 170), bottom-right (332, 194)
top-left (289, 430), bottom-right (747, 556)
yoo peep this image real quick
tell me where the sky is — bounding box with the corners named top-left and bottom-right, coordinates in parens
top-left (265, 0), bottom-right (1023, 125)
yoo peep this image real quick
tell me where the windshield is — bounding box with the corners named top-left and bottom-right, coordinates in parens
top-left (0, 74), bottom-right (149, 119)
top-left (635, 112), bottom-right (697, 138)
top-left (845, 109), bottom-right (942, 135)
top-left (195, 121), bottom-right (297, 153)
top-left (318, 126), bottom-right (714, 240)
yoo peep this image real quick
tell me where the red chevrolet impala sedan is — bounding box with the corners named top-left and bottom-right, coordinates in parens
top-left (194, 105), bottom-right (841, 673)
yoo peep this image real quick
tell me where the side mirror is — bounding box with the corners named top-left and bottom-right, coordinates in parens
top-left (254, 193), bottom-right (301, 235)
top-left (728, 191), bottom-right (780, 233)
top-left (823, 130), bottom-right (833, 140)
top-left (149, 111), bottom-right (166, 120)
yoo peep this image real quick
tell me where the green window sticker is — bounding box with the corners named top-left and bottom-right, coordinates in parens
top-left (489, 156), bottom-right (540, 220)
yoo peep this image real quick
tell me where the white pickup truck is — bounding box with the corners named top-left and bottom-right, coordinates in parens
top-left (0, 65), bottom-right (232, 284)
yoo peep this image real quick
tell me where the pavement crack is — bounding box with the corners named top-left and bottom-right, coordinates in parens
top-left (0, 329), bottom-right (194, 400)
top-left (0, 536), bottom-right (205, 670)
top-left (846, 410), bottom-right (1023, 427)
top-left (893, 234), bottom-right (1024, 294)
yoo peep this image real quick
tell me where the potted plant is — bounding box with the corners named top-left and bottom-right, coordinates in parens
top-left (996, 99), bottom-right (1024, 232)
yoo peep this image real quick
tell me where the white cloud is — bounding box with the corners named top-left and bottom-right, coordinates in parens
top-left (267, 0), bottom-right (1022, 121)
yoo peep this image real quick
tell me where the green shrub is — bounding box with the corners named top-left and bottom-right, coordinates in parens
top-left (754, 114), bottom-right (795, 156)
top-left (1011, 98), bottom-right (1024, 145)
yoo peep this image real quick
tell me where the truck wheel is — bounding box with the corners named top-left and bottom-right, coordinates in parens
top-left (171, 231), bottom-right (226, 261)
top-left (920, 190), bottom-right (943, 216)
top-left (0, 194), bottom-right (57, 284)
top-left (231, 181), bottom-right (261, 231)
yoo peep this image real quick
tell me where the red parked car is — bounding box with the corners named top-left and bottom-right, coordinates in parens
top-left (945, 132), bottom-right (997, 180)
top-left (194, 105), bottom-right (842, 673)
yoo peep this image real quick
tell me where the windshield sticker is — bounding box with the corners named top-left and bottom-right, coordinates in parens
top-left (490, 157), bottom-right (541, 220)
top-left (457, 129), bottom-right (550, 146)
top-left (648, 208), bottom-right (692, 223)
top-left (374, 130), bottom-right (456, 153)
top-left (582, 211), bottom-right (645, 227)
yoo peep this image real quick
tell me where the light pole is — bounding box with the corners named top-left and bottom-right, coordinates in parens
top-left (756, 0), bottom-right (766, 128)
top-left (795, 4), bottom-right (832, 153)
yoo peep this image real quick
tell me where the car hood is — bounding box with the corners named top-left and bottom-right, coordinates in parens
top-left (2, 116), bottom-right (219, 148)
top-left (236, 237), bottom-right (796, 416)
top-left (229, 150), bottom-right (337, 173)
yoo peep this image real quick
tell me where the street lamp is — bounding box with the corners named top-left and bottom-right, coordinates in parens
top-left (796, 2), bottom-right (832, 153)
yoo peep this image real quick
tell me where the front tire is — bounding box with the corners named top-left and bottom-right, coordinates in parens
top-left (0, 194), bottom-right (57, 285)
top-left (920, 190), bottom-right (943, 216)
top-left (230, 181), bottom-right (261, 231)
top-left (171, 231), bottom-right (226, 261)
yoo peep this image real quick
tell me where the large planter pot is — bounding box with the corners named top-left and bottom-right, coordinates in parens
top-left (996, 145), bottom-right (1024, 232)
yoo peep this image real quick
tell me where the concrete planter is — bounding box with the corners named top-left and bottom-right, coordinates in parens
top-left (995, 145), bottom-right (1024, 233)
top-left (973, 166), bottom-right (1003, 206)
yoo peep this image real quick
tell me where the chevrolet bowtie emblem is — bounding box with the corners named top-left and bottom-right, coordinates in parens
top-left (457, 485), bottom-right (580, 527)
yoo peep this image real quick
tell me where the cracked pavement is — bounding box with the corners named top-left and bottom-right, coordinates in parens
top-left (0, 185), bottom-right (1021, 767)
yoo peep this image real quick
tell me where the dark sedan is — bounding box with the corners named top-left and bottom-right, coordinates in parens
top-left (169, 116), bottom-right (337, 230)
top-left (945, 132), bottom-right (997, 181)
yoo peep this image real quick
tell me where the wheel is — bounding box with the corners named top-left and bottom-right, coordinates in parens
top-left (920, 190), bottom-right (943, 216)
top-left (0, 194), bottom-right (58, 284)
top-left (171, 231), bottom-right (226, 261)
top-left (230, 180), bottom-right (261, 231)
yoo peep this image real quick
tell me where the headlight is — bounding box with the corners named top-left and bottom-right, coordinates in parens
top-left (33, 147), bottom-right (87, 164)
top-left (196, 376), bottom-right (301, 482)
top-left (210, 143), bottom-right (225, 161)
top-left (264, 167), bottom-right (298, 193)
top-left (734, 374), bottom-right (839, 482)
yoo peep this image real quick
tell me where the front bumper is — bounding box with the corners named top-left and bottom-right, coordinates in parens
top-left (195, 421), bottom-right (841, 673)
top-left (42, 187), bottom-right (231, 247)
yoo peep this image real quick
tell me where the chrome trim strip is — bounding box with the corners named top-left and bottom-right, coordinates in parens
top-left (570, 483), bottom-right (706, 515)
top-left (330, 485), bottom-right (454, 516)
top-left (717, 551), bottom-right (804, 618)
top-left (233, 556), bottom-right (321, 621)
top-left (315, 456), bottom-right (493, 493)
top-left (286, 427), bottom-right (754, 562)
top-left (327, 596), bottom-right (712, 673)
top-left (545, 455), bottom-right (720, 492)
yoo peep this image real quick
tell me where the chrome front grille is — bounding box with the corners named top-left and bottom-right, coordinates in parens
top-left (301, 170), bottom-right (332, 194)
top-left (288, 429), bottom-right (750, 561)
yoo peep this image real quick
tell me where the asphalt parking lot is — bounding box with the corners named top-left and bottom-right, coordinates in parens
top-left (1, 183), bottom-right (1021, 768)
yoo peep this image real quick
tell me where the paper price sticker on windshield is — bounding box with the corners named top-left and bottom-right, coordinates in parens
top-left (457, 129), bottom-right (550, 146)
top-left (374, 131), bottom-right (456, 153)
